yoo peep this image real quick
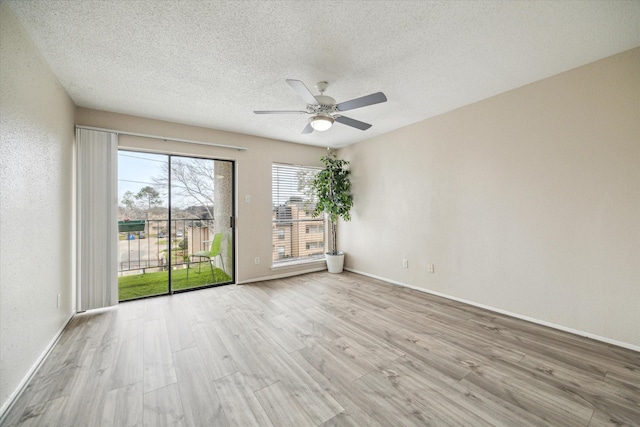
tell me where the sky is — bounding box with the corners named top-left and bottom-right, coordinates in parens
top-left (118, 151), bottom-right (168, 206)
top-left (118, 151), bottom-right (223, 212)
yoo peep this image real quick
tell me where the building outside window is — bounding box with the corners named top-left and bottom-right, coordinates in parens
top-left (272, 163), bottom-right (325, 265)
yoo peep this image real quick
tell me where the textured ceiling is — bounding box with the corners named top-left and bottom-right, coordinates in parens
top-left (6, 0), bottom-right (640, 148)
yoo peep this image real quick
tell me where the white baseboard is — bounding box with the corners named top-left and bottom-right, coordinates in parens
top-left (238, 265), bottom-right (327, 285)
top-left (0, 312), bottom-right (75, 421)
top-left (345, 268), bottom-right (640, 353)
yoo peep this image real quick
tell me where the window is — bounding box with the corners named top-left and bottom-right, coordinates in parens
top-left (305, 241), bottom-right (323, 250)
top-left (306, 224), bottom-right (323, 234)
top-left (272, 163), bottom-right (325, 266)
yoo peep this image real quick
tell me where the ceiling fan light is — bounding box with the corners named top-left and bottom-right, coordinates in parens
top-left (310, 115), bottom-right (334, 131)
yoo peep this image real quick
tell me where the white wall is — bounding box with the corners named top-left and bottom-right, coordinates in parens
top-left (0, 3), bottom-right (76, 412)
top-left (74, 108), bottom-right (328, 284)
top-left (339, 48), bottom-right (640, 348)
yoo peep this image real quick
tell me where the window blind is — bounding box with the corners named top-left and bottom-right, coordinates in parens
top-left (272, 163), bottom-right (325, 265)
top-left (76, 128), bottom-right (119, 311)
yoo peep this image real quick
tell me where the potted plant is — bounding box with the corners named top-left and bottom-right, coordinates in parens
top-left (311, 150), bottom-right (353, 273)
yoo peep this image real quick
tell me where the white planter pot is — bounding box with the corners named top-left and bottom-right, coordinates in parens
top-left (325, 252), bottom-right (345, 274)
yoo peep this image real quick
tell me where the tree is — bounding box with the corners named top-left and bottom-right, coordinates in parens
top-left (118, 191), bottom-right (141, 218)
top-left (134, 186), bottom-right (163, 211)
top-left (311, 151), bottom-right (353, 255)
top-left (297, 169), bottom-right (318, 211)
top-left (120, 191), bottom-right (136, 211)
top-left (153, 159), bottom-right (215, 219)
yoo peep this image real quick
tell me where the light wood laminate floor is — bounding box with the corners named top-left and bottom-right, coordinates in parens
top-left (3, 272), bottom-right (639, 426)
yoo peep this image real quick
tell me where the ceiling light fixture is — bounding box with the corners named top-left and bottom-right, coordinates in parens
top-left (309, 114), bottom-right (334, 132)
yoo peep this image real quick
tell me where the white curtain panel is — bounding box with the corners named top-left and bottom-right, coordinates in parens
top-left (76, 128), bottom-right (118, 311)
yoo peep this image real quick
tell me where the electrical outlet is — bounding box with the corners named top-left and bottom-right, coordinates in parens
top-left (245, 195), bottom-right (251, 203)
top-left (427, 264), bottom-right (435, 273)
top-left (254, 257), bottom-right (260, 265)
top-left (402, 259), bottom-right (408, 268)
top-left (57, 294), bottom-right (61, 308)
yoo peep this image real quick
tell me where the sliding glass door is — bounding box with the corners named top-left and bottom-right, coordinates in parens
top-left (117, 151), bottom-right (234, 301)
top-left (169, 156), bottom-right (234, 292)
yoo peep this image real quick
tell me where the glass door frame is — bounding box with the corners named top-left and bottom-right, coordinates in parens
top-left (117, 149), bottom-right (236, 301)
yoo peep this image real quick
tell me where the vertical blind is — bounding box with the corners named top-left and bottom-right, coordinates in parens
top-left (76, 128), bottom-right (118, 311)
top-left (272, 163), bottom-right (325, 265)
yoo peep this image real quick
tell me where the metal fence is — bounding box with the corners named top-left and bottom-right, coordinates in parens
top-left (118, 218), bottom-right (215, 275)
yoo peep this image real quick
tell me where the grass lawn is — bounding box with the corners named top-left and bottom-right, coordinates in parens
top-left (118, 264), bottom-right (231, 301)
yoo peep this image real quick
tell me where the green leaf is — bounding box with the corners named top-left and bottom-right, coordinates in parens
top-left (309, 151), bottom-right (353, 254)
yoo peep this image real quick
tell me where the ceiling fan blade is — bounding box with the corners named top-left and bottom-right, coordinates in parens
top-left (286, 79), bottom-right (319, 105)
top-left (302, 123), bottom-right (314, 134)
top-left (336, 92), bottom-right (387, 112)
top-left (254, 110), bottom-right (307, 114)
top-left (335, 115), bottom-right (372, 130)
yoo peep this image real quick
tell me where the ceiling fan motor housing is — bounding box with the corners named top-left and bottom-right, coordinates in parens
top-left (308, 95), bottom-right (337, 114)
top-left (309, 82), bottom-right (337, 114)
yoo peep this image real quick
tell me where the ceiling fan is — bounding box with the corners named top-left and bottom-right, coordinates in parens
top-left (254, 79), bottom-right (387, 134)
